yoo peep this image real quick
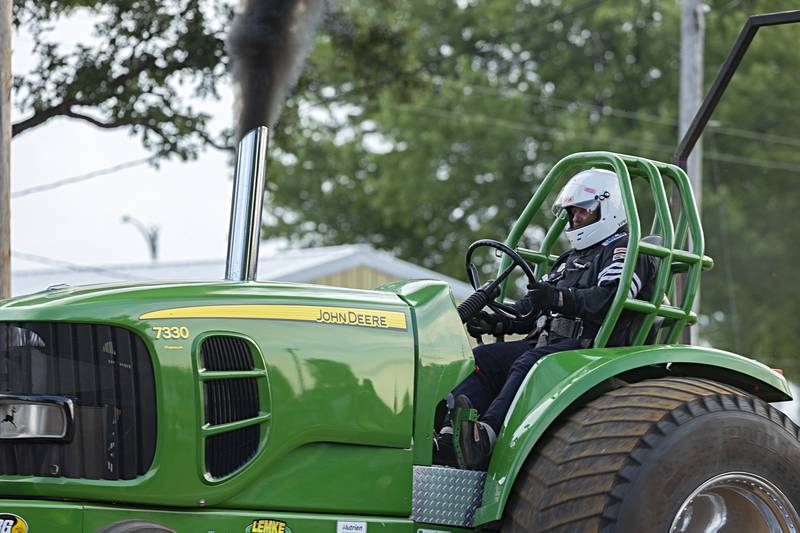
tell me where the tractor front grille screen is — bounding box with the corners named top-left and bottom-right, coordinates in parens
top-left (0, 322), bottom-right (156, 480)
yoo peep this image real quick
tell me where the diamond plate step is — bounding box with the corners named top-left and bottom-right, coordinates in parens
top-left (411, 465), bottom-right (487, 528)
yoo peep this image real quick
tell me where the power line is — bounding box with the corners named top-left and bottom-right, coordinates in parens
top-left (384, 100), bottom-right (800, 174)
top-left (710, 125), bottom-right (800, 149)
top-left (703, 150), bottom-right (800, 173)
top-left (437, 78), bottom-right (800, 149)
top-left (11, 156), bottom-right (156, 199)
top-left (383, 101), bottom-right (676, 153)
top-left (15, 88), bottom-right (797, 203)
top-left (453, 81), bottom-right (677, 127)
top-left (706, 131), bottom-right (742, 353)
top-left (12, 250), bottom-right (150, 280)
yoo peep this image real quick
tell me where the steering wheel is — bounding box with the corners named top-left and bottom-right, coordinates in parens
top-left (457, 239), bottom-right (538, 324)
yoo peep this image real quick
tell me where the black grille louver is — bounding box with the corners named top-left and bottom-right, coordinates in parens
top-left (203, 378), bottom-right (259, 425)
top-left (201, 336), bottom-right (253, 371)
top-left (205, 425), bottom-right (260, 479)
top-left (200, 335), bottom-right (263, 479)
top-left (0, 322), bottom-right (156, 480)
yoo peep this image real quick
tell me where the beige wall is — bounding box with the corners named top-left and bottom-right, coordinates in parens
top-left (310, 266), bottom-right (397, 291)
top-left (314, 265), bottom-right (482, 344)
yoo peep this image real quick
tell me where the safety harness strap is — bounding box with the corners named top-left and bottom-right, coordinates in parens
top-left (549, 316), bottom-right (599, 344)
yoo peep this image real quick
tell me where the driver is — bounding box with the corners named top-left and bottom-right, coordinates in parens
top-left (435, 168), bottom-right (657, 470)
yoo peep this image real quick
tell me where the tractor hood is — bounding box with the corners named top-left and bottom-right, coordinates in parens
top-left (0, 279), bottom-right (409, 322)
top-left (0, 279), bottom-right (448, 515)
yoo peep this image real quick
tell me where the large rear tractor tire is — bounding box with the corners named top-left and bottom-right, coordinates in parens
top-left (505, 377), bottom-right (800, 532)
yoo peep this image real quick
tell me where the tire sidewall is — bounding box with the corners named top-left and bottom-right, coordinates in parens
top-left (612, 406), bottom-right (800, 532)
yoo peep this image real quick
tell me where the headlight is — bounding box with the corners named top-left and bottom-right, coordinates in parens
top-left (0, 394), bottom-right (74, 441)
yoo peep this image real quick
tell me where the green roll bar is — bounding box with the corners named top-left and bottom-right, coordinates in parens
top-left (497, 151), bottom-right (713, 348)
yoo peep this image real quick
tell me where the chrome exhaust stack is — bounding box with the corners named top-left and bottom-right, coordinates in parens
top-left (225, 126), bottom-right (270, 282)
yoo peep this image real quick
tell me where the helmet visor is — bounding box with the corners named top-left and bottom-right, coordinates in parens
top-left (552, 180), bottom-right (602, 216)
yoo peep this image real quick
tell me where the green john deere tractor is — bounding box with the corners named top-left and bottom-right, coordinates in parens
top-left (2, 9), bottom-right (800, 533)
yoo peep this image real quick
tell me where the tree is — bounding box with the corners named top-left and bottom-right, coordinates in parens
top-left (266, 0), bottom-right (682, 277)
top-left (697, 2), bottom-right (800, 373)
top-left (14, 0), bottom-right (800, 377)
top-left (12, 0), bottom-right (233, 160)
top-left (264, 0), bottom-right (800, 377)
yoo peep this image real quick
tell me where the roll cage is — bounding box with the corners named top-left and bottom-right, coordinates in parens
top-left (495, 10), bottom-right (800, 348)
top-left (496, 151), bottom-right (713, 348)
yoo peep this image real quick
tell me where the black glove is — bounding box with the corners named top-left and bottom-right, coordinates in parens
top-left (466, 310), bottom-right (538, 338)
top-left (527, 280), bottom-right (563, 313)
top-left (466, 311), bottom-right (503, 339)
top-left (466, 311), bottom-right (509, 338)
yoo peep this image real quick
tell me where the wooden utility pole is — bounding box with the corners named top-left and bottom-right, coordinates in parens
top-left (678, 0), bottom-right (705, 344)
top-left (0, 1), bottom-right (10, 299)
top-left (681, 0), bottom-right (705, 211)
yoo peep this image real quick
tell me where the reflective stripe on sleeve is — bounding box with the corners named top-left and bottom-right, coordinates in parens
top-left (597, 263), bottom-right (642, 299)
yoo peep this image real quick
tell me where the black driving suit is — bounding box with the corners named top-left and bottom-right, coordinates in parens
top-left (452, 231), bottom-right (656, 433)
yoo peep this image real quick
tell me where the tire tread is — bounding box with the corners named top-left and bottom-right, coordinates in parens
top-left (504, 377), bottom-right (796, 532)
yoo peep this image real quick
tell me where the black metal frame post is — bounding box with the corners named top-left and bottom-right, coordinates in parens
top-left (673, 10), bottom-right (800, 169)
top-left (671, 10), bottom-right (800, 343)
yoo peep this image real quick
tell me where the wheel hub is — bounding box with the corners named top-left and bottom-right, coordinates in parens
top-left (670, 472), bottom-right (799, 533)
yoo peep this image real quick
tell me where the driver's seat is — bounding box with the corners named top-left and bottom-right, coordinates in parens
top-left (624, 235), bottom-right (668, 346)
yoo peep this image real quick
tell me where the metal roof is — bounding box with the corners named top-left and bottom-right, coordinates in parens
top-left (12, 244), bottom-right (474, 299)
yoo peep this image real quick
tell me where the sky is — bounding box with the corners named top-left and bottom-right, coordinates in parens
top-left (10, 9), bottom-right (240, 278)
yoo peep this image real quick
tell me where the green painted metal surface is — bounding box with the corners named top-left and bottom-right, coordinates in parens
top-left (82, 505), bottom-right (414, 533)
top-left (0, 498), bottom-right (482, 533)
top-left (379, 280), bottom-right (475, 465)
top-left (82, 505), bottom-right (483, 533)
top-left (0, 500), bottom-right (83, 532)
top-left (0, 281), bottom-right (417, 514)
top-left (225, 445), bottom-right (412, 514)
top-left (0, 501), bottom-right (412, 533)
top-left (473, 344), bottom-right (791, 525)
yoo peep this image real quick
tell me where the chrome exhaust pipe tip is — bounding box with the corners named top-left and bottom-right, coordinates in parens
top-left (225, 126), bottom-right (270, 282)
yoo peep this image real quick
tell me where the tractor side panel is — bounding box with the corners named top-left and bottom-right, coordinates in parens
top-left (223, 445), bottom-right (413, 515)
top-left (378, 280), bottom-right (475, 465)
top-left (473, 344), bottom-right (791, 525)
top-left (175, 307), bottom-right (416, 513)
top-left (0, 500), bottom-right (82, 532)
top-left (81, 506), bottom-right (415, 533)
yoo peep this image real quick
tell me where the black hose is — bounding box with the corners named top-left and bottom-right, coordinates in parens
top-left (458, 290), bottom-right (490, 323)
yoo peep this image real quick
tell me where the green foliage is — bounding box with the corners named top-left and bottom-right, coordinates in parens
top-left (269, 0), bottom-right (682, 276)
top-left (697, 1), bottom-right (800, 376)
top-left (16, 0), bottom-right (800, 376)
top-left (270, 0), bottom-right (677, 276)
top-left (13, 0), bottom-right (233, 160)
top-left (264, 0), bottom-right (800, 377)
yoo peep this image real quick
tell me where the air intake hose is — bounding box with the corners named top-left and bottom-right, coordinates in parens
top-left (457, 282), bottom-right (499, 323)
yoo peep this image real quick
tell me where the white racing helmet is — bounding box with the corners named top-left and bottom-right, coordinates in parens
top-left (551, 168), bottom-right (626, 250)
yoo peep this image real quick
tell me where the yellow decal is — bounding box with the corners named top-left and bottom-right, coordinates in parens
top-left (140, 304), bottom-right (407, 331)
top-left (248, 519), bottom-right (291, 533)
top-left (152, 325), bottom-right (190, 339)
top-left (0, 514), bottom-right (28, 533)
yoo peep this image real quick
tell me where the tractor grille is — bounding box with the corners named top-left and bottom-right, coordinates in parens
top-left (201, 336), bottom-right (254, 371)
top-left (205, 425), bottom-right (260, 479)
top-left (204, 378), bottom-right (259, 425)
top-left (0, 322), bottom-right (156, 480)
top-left (199, 335), bottom-right (266, 479)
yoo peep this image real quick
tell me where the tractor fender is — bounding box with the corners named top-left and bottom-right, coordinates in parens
top-left (473, 344), bottom-right (791, 525)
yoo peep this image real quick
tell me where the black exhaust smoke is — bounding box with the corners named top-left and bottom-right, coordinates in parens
top-left (227, 0), bottom-right (327, 139)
